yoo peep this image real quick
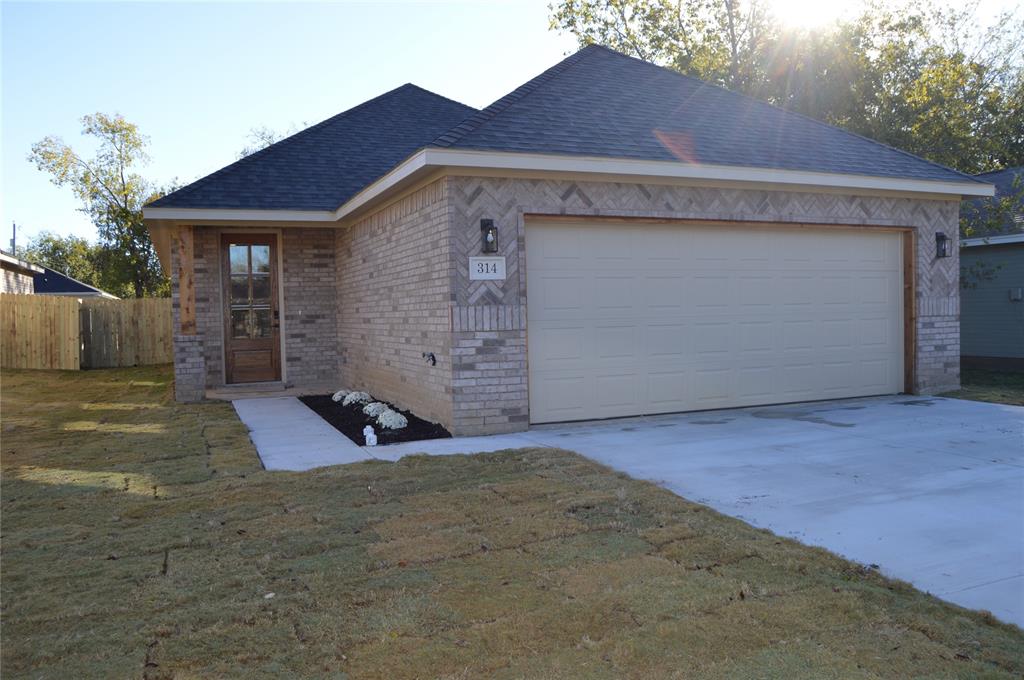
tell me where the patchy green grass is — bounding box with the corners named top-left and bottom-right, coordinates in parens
top-left (2, 366), bottom-right (1022, 678)
top-left (943, 369), bottom-right (1024, 405)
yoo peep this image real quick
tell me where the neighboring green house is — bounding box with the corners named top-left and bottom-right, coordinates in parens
top-left (961, 167), bottom-right (1024, 371)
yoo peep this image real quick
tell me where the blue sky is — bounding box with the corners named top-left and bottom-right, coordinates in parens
top-left (2, 1), bottom-right (1017, 248)
top-left (1, 1), bottom-right (576, 246)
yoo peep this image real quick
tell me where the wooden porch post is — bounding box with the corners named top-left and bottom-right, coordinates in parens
top-left (177, 225), bottom-right (196, 335)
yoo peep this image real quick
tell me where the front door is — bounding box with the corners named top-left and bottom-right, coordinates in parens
top-left (222, 234), bottom-right (280, 383)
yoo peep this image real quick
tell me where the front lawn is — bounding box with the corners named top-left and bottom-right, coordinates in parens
top-left (943, 368), bottom-right (1024, 406)
top-left (2, 367), bottom-right (1022, 678)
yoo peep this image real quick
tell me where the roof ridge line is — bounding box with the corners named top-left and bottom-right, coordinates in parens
top-left (430, 45), bottom-right (600, 149)
top-left (151, 84), bottom-right (473, 206)
top-left (592, 45), bottom-right (984, 185)
top-left (39, 264), bottom-right (113, 296)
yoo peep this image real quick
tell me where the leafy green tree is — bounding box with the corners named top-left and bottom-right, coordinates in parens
top-left (959, 174), bottom-right (1023, 288)
top-left (960, 176), bottom-right (1024, 240)
top-left (548, 0), bottom-right (774, 90)
top-left (28, 113), bottom-right (169, 298)
top-left (20, 231), bottom-right (102, 287)
top-left (549, 0), bottom-right (1024, 173)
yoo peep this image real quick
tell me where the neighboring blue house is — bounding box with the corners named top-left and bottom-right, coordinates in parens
top-left (960, 167), bottom-right (1024, 371)
top-left (32, 265), bottom-right (119, 299)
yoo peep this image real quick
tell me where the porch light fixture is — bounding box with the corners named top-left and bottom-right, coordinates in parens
top-left (935, 232), bottom-right (951, 258)
top-left (480, 219), bottom-right (498, 254)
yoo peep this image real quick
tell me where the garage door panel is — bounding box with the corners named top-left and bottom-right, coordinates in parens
top-left (858, 358), bottom-right (895, 390)
top-left (531, 375), bottom-right (590, 421)
top-left (820, 361), bottom-right (858, 394)
top-left (648, 370), bottom-right (689, 408)
top-left (530, 325), bottom-right (588, 365)
top-left (779, 276), bottom-right (815, 306)
top-left (860, 276), bottom-right (891, 305)
top-left (737, 275), bottom-right (775, 307)
top-left (647, 322), bottom-right (690, 358)
top-left (734, 365), bottom-right (776, 400)
top-left (642, 275), bottom-right (688, 310)
top-left (692, 367), bottom-right (735, 405)
top-left (594, 373), bottom-right (642, 408)
top-left (593, 275), bottom-right (636, 314)
top-left (594, 324), bottom-right (640, 360)
top-left (778, 363), bottom-right (821, 400)
top-left (527, 220), bottom-right (903, 424)
top-left (588, 228), bottom-right (636, 263)
top-left (821, 319), bottom-right (855, 349)
top-left (859, 316), bottom-right (892, 347)
top-left (693, 322), bottom-right (733, 355)
top-left (820, 276), bottom-right (854, 305)
top-left (691, 276), bottom-right (731, 309)
top-left (781, 320), bottom-right (816, 350)
top-left (531, 274), bottom-right (586, 319)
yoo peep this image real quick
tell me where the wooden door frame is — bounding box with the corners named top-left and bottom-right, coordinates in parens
top-left (219, 231), bottom-right (285, 384)
top-left (523, 214), bottom-right (918, 397)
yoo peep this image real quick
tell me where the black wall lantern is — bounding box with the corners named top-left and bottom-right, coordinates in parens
top-left (935, 231), bottom-right (951, 258)
top-left (480, 218), bottom-right (498, 254)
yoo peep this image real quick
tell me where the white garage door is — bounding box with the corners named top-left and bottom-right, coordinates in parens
top-left (526, 220), bottom-right (904, 424)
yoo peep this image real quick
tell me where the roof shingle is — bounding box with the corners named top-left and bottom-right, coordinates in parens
top-left (149, 84), bottom-right (476, 211)
top-left (150, 45), bottom-right (983, 213)
top-left (433, 45), bottom-right (979, 185)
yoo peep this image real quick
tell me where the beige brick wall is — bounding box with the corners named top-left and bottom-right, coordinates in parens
top-left (336, 179), bottom-right (453, 427)
top-left (447, 176), bottom-right (962, 434)
top-left (172, 226), bottom-right (339, 393)
top-left (281, 228), bottom-right (339, 387)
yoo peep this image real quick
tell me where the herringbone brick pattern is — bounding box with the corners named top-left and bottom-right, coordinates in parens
top-left (446, 176), bottom-right (961, 431)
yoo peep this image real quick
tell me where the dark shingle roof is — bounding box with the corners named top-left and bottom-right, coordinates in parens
top-left (33, 266), bottom-right (117, 297)
top-left (149, 84), bottom-right (476, 211)
top-left (150, 46), bottom-right (984, 213)
top-left (963, 167), bottom-right (1024, 236)
top-left (433, 45), bottom-right (979, 185)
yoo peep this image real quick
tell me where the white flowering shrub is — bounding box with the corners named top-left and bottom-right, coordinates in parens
top-left (341, 391), bottom-right (371, 406)
top-left (362, 402), bottom-right (389, 418)
top-left (331, 389), bottom-right (350, 403)
top-left (377, 409), bottom-right (408, 430)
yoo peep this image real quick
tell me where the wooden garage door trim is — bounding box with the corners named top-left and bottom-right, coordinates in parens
top-left (524, 214), bottom-right (916, 398)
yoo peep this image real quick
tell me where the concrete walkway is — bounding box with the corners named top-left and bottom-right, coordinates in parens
top-left (234, 393), bottom-right (1024, 626)
top-left (232, 397), bottom-right (368, 470)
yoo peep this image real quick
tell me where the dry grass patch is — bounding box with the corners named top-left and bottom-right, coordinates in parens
top-left (2, 366), bottom-right (1022, 678)
top-left (943, 368), bottom-right (1024, 405)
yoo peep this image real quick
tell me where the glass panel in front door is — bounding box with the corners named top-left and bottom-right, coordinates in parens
top-left (228, 243), bottom-right (272, 340)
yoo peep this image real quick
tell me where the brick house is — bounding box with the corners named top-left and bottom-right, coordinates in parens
top-left (1, 252), bottom-right (43, 294)
top-left (145, 45), bottom-right (993, 436)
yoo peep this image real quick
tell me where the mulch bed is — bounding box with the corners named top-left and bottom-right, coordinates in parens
top-left (299, 395), bottom-right (452, 446)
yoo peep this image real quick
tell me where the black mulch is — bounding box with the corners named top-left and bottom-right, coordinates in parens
top-left (299, 395), bottom-right (452, 446)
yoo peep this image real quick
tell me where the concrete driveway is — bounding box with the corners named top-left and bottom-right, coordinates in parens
top-left (380, 396), bottom-right (1024, 626)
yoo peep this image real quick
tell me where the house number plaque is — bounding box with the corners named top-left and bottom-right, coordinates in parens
top-left (469, 256), bottom-right (506, 281)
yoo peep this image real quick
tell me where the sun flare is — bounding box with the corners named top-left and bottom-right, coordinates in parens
top-left (766, 0), bottom-right (861, 28)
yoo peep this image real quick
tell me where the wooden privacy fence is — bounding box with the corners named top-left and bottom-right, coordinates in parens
top-left (1, 294), bottom-right (173, 370)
